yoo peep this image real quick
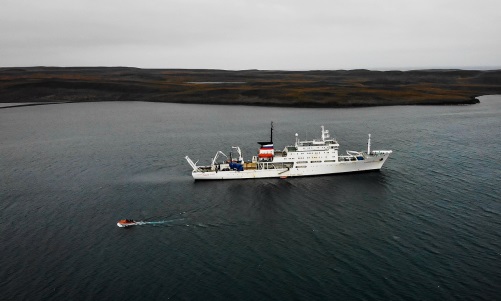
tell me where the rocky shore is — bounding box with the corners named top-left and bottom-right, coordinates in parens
top-left (1, 67), bottom-right (500, 107)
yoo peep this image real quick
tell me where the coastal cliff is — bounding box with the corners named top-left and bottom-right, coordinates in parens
top-left (1, 67), bottom-right (500, 107)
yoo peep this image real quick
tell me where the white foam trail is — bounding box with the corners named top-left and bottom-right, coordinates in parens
top-left (142, 221), bottom-right (167, 225)
top-left (134, 218), bottom-right (185, 226)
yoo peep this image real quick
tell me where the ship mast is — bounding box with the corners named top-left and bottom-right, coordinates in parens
top-left (257, 121), bottom-right (274, 146)
top-left (270, 121), bottom-right (274, 143)
top-left (367, 134), bottom-right (371, 154)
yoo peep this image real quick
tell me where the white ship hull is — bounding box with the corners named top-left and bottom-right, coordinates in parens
top-left (192, 153), bottom-right (390, 180)
top-left (186, 125), bottom-right (392, 181)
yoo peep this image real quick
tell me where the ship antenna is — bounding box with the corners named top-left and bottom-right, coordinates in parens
top-left (270, 121), bottom-right (274, 143)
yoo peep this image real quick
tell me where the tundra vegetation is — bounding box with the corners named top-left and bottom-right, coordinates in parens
top-left (1, 67), bottom-right (500, 107)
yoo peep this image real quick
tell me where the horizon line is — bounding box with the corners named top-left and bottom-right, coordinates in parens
top-left (1, 65), bottom-right (501, 72)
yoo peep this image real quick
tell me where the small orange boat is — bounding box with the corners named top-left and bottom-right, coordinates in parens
top-left (117, 219), bottom-right (136, 227)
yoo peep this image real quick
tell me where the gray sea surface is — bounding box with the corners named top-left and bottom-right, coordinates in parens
top-left (1, 96), bottom-right (500, 300)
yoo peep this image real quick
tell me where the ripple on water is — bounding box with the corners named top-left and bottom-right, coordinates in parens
top-left (1, 98), bottom-right (500, 300)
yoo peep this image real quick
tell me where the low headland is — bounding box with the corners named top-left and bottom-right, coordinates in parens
top-left (1, 67), bottom-right (500, 107)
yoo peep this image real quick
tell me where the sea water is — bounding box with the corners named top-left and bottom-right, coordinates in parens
top-left (1, 96), bottom-right (500, 300)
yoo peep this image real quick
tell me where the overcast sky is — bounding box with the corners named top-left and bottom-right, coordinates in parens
top-left (1, 0), bottom-right (500, 70)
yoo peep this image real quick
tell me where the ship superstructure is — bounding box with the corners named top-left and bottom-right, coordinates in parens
top-left (185, 124), bottom-right (392, 180)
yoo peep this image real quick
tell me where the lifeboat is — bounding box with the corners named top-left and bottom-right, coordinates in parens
top-left (117, 219), bottom-right (136, 227)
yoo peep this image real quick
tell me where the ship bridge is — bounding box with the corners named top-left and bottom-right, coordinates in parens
top-left (294, 126), bottom-right (339, 152)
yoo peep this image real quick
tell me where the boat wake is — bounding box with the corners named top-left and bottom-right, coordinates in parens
top-left (135, 219), bottom-right (185, 226)
top-left (118, 207), bottom-right (227, 228)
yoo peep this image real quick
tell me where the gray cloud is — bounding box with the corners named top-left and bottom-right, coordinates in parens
top-left (1, 0), bottom-right (500, 69)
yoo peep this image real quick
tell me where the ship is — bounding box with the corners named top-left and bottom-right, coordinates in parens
top-left (185, 123), bottom-right (392, 180)
top-left (117, 219), bottom-right (137, 227)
